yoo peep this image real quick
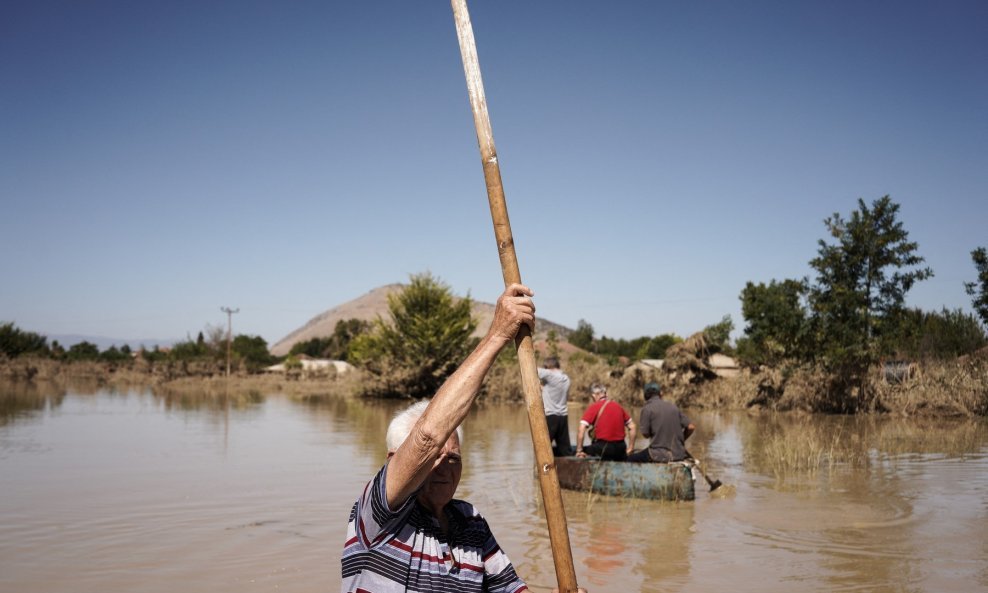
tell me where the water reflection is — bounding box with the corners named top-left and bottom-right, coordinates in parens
top-left (0, 381), bottom-right (66, 426)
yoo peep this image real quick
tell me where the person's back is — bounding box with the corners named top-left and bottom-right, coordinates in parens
top-left (538, 357), bottom-right (572, 456)
top-left (538, 366), bottom-right (570, 416)
top-left (634, 383), bottom-right (693, 463)
top-left (576, 384), bottom-right (635, 462)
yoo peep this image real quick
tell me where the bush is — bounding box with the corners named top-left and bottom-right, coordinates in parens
top-left (350, 273), bottom-right (477, 399)
top-left (0, 322), bottom-right (48, 358)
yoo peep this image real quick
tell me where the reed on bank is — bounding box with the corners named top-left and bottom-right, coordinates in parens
top-left (2, 349), bottom-right (986, 417)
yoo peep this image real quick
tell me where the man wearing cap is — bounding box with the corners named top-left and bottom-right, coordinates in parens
top-left (538, 356), bottom-right (572, 457)
top-left (627, 382), bottom-right (695, 463)
top-left (575, 384), bottom-right (637, 461)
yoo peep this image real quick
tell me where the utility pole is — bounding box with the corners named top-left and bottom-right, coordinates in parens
top-left (220, 306), bottom-right (239, 378)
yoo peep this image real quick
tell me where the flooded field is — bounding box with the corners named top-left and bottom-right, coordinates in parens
top-left (2, 384), bottom-right (986, 592)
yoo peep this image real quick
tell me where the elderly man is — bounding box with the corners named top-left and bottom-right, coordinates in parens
top-left (575, 384), bottom-right (636, 461)
top-left (342, 284), bottom-right (587, 593)
top-left (627, 382), bottom-right (695, 463)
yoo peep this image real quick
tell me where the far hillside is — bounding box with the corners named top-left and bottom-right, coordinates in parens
top-left (269, 284), bottom-right (575, 357)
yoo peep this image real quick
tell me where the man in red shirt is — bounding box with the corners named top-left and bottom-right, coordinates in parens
top-left (575, 384), bottom-right (637, 461)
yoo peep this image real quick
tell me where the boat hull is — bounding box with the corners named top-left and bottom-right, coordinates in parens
top-left (554, 457), bottom-right (695, 501)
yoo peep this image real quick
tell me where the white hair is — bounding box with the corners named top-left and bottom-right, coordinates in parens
top-left (386, 399), bottom-right (464, 453)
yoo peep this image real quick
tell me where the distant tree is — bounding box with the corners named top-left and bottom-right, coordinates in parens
top-left (66, 341), bottom-right (100, 361)
top-left (635, 334), bottom-right (681, 360)
top-left (807, 196), bottom-right (933, 371)
top-left (738, 279), bottom-right (809, 365)
top-left (140, 345), bottom-right (167, 363)
top-left (965, 247), bottom-right (988, 327)
top-left (349, 272), bottom-right (477, 398)
top-left (231, 334), bottom-right (274, 371)
top-left (290, 318), bottom-right (370, 360)
top-left (170, 337), bottom-right (208, 360)
top-left (882, 307), bottom-right (987, 361)
top-left (703, 315), bottom-right (734, 353)
top-left (289, 337), bottom-right (331, 358)
top-left (99, 345), bottom-right (131, 363)
top-left (546, 329), bottom-right (560, 359)
top-left (594, 335), bottom-right (638, 360)
top-left (0, 322), bottom-right (48, 358)
top-left (569, 319), bottom-right (595, 351)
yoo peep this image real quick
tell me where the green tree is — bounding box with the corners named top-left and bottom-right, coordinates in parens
top-left (231, 334), bottom-right (274, 371)
top-left (289, 337), bottom-right (331, 358)
top-left (140, 345), bottom-right (167, 363)
top-left (66, 341), bottom-right (100, 361)
top-left (349, 273), bottom-right (477, 398)
top-left (170, 337), bottom-right (208, 360)
top-left (569, 319), bottom-right (595, 351)
top-left (882, 307), bottom-right (986, 360)
top-left (738, 279), bottom-right (808, 365)
top-left (635, 334), bottom-right (681, 360)
top-left (0, 322), bottom-right (48, 358)
top-left (546, 329), bottom-right (560, 359)
top-left (965, 247), bottom-right (988, 328)
top-left (99, 345), bottom-right (131, 363)
top-left (289, 318), bottom-right (370, 360)
top-left (808, 196), bottom-right (933, 371)
top-left (703, 315), bottom-right (734, 353)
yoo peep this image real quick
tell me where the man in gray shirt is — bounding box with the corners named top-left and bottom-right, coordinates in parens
top-left (537, 356), bottom-right (572, 456)
top-left (627, 382), bottom-right (695, 463)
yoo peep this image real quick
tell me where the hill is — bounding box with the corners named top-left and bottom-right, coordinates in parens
top-left (269, 284), bottom-right (574, 357)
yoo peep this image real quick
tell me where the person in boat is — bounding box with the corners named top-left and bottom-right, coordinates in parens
top-left (627, 382), bottom-right (695, 463)
top-left (342, 284), bottom-right (587, 593)
top-left (575, 383), bottom-right (637, 461)
top-left (538, 355), bottom-right (573, 457)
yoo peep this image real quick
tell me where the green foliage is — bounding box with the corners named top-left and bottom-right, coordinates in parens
top-left (140, 345), bottom-right (167, 362)
top-left (703, 315), bottom-right (734, 353)
top-left (564, 318), bottom-right (680, 361)
top-left (350, 272), bottom-right (478, 398)
top-left (634, 334), bottom-right (681, 360)
top-left (546, 329), bottom-right (560, 359)
top-left (807, 195), bottom-right (932, 371)
top-left (99, 345), bottom-right (131, 363)
top-left (66, 341), bottom-right (100, 361)
top-left (169, 337), bottom-right (210, 360)
top-left (738, 279), bottom-right (809, 365)
top-left (0, 322), bottom-right (49, 358)
top-left (231, 334), bottom-right (274, 371)
top-left (289, 319), bottom-right (370, 360)
top-left (569, 319), bottom-right (595, 351)
top-left (965, 247), bottom-right (988, 327)
top-left (592, 333), bottom-right (678, 361)
top-left (881, 307), bottom-right (987, 361)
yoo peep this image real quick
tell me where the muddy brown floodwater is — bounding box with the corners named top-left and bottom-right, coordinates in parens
top-left (1, 386), bottom-right (986, 593)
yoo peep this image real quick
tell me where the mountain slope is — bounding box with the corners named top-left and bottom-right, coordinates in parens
top-left (270, 284), bottom-right (573, 357)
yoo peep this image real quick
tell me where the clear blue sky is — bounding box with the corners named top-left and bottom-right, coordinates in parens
top-left (2, 1), bottom-right (986, 347)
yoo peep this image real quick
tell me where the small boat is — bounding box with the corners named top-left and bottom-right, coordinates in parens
top-left (553, 456), bottom-right (696, 501)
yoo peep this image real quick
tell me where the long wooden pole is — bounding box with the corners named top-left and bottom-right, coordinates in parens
top-left (450, 2), bottom-right (579, 592)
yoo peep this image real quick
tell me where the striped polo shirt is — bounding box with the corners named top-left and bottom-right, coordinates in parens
top-left (342, 462), bottom-right (528, 593)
